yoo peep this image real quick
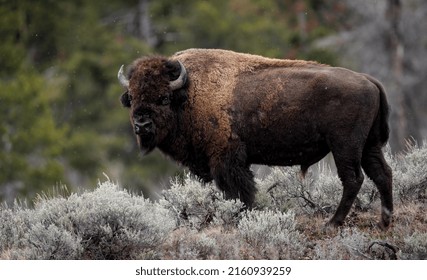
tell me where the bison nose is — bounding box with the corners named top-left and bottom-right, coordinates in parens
top-left (134, 120), bottom-right (153, 135)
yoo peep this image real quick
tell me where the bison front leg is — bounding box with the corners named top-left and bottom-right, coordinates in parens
top-left (212, 164), bottom-right (257, 208)
top-left (210, 146), bottom-right (257, 208)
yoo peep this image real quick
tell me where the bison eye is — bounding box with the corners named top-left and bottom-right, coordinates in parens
top-left (159, 96), bottom-right (170, 106)
top-left (120, 91), bottom-right (131, 108)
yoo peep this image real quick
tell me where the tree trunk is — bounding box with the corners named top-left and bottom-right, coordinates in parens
top-left (386, 0), bottom-right (410, 151)
top-left (138, 0), bottom-right (156, 47)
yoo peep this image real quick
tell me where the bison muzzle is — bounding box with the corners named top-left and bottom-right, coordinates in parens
top-left (118, 49), bottom-right (393, 229)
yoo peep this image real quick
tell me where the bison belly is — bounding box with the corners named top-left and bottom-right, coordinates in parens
top-left (239, 117), bottom-right (330, 167)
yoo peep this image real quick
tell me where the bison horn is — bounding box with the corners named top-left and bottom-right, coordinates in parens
top-left (169, 61), bottom-right (187, 91)
top-left (118, 65), bottom-right (129, 88)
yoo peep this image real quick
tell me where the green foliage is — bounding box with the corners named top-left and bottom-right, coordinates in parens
top-left (0, 71), bottom-right (67, 201)
top-left (0, 0), bottom-right (180, 202)
top-left (151, 0), bottom-right (337, 62)
top-left (0, 3), bottom-right (26, 74)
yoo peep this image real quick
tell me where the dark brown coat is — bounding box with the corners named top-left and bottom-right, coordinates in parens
top-left (119, 49), bottom-right (393, 228)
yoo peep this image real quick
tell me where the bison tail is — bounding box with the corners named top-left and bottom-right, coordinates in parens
top-left (365, 75), bottom-right (391, 147)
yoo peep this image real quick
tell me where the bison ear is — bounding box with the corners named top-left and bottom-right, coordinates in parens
top-left (165, 60), bottom-right (187, 88)
top-left (164, 60), bottom-right (182, 81)
top-left (120, 91), bottom-right (131, 108)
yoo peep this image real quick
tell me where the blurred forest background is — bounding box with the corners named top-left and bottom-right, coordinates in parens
top-left (1, 0), bottom-right (426, 204)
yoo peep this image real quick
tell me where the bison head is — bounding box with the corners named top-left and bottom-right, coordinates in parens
top-left (118, 57), bottom-right (188, 155)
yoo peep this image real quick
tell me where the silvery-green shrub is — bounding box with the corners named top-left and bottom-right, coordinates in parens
top-left (389, 141), bottom-right (427, 202)
top-left (255, 165), bottom-right (342, 214)
top-left (403, 231), bottom-right (427, 259)
top-left (238, 209), bottom-right (305, 259)
top-left (0, 181), bottom-right (175, 259)
top-left (313, 228), bottom-right (370, 259)
top-left (159, 173), bottom-right (244, 230)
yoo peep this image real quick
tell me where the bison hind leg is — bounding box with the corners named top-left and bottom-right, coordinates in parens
top-left (361, 146), bottom-right (393, 229)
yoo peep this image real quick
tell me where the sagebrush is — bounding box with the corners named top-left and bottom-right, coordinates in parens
top-left (1, 142), bottom-right (426, 259)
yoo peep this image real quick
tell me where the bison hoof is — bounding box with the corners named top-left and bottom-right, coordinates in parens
top-left (322, 220), bottom-right (342, 234)
top-left (326, 217), bottom-right (344, 228)
top-left (378, 208), bottom-right (392, 230)
top-left (377, 220), bottom-right (392, 231)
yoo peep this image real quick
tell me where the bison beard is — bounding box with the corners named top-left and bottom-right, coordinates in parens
top-left (118, 49), bottom-right (393, 229)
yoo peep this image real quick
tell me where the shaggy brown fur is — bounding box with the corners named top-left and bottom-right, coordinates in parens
top-left (119, 48), bottom-right (392, 229)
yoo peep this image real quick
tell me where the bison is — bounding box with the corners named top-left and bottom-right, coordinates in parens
top-left (118, 49), bottom-right (393, 229)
